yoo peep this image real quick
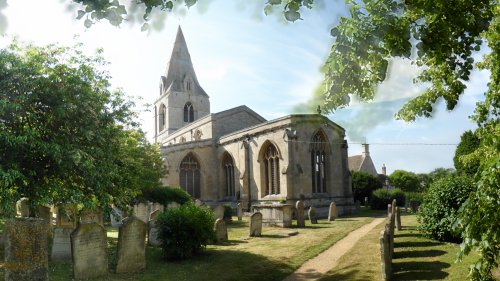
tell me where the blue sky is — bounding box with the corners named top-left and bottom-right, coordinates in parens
top-left (0, 0), bottom-right (489, 174)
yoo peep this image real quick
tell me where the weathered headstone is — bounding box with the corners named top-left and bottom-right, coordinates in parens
top-left (391, 199), bottom-right (397, 215)
top-left (79, 209), bottom-right (104, 226)
top-left (249, 212), bottom-right (262, 237)
top-left (133, 203), bottom-right (149, 223)
top-left (295, 200), bottom-right (305, 228)
top-left (16, 198), bottom-right (30, 217)
top-left (116, 216), bottom-right (147, 273)
top-left (71, 222), bottom-right (108, 279)
top-left (328, 202), bottom-right (338, 221)
top-left (110, 207), bottom-right (124, 227)
top-left (152, 202), bottom-right (164, 213)
top-left (387, 204), bottom-right (392, 215)
top-left (364, 197), bottom-right (369, 207)
top-left (37, 205), bottom-right (52, 228)
top-left (148, 210), bottom-right (161, 247)
top-left (214, 218), bottom-right (228, 243)
top-left (396, 207), bottom-right (402, 231)
top-left (51, 228), bottom-right (73, 261)
top-left (4, 218), bottom-right (49, 281)
top-left (213, 204), bottom-right (225, 220)
top-left (237, 203), bottom-right (243, 222)
top-left (56, 205), bottom-right (77, 228)
top-left (379, 229), bottom-right (392, 281)
top-left (308, 207), bottom-right (318, 224)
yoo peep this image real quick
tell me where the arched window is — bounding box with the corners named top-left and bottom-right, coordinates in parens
top-left (183, 102), bottom-right (194, 123)
top-left (310, 130), bottom-right (329, 193)
top-left (262, 143), bottom-right (280, 196)
top-left (159, 104), bottom-right (166, 132)
top-left (222, 153), bottom-right (235, 197)
top-left (179, 154), bottom-right (201, 198)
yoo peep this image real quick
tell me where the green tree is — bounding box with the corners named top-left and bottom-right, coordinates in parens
top-left (454, 130), bottom-right (481, 176)
top-left (0, 40), bottom-right (165, 215)
top-left (351, 171), bottom-right (382, 203)
top-left (389, 170), bottom-right (420, 192)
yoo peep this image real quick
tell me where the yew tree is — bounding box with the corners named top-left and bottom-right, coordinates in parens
top-left (0, 41), bottom-right (165, 216)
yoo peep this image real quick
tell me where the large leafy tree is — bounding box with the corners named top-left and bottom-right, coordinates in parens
top-left (351, 171), bottom-right (383, 203)
top-left (389, 170), bottom-right (420, 192)
top-left (454, 130), bottom-right (481, 176)
top-left (0, 40), bottom-right (165, 216)
top-left (14, 0), bottom-right (498, 279)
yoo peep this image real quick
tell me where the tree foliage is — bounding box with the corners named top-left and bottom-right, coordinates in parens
top-left (351, 171), bottom-right (382, 203)
top-left (0, 40), bottom-right (165, 215)
top-left (389, 170), bottom-right (420, 192)
top-left (369, 188), bottom-right (405, 210)
top-left (418, 175), bottom-right (475, 243)
top-left (454, 130), bottom-right (481, 176)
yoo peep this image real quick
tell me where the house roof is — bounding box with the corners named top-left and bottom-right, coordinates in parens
top-left (348, 155), bottom-right (363, 171)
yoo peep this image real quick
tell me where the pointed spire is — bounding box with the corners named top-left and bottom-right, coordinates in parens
top-left (162, 26), bottom-right (208, 97)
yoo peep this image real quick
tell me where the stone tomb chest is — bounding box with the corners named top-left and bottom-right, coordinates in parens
top-left (252, 204), bottom-right (292, 228)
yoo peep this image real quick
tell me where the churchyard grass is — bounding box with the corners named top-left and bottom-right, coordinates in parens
top-left (1, 209), bottom-right (384, 280)
top-left (319, 214), bottom-right (482, 281)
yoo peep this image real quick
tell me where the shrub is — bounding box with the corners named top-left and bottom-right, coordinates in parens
top-left (156, 203), bottom-right (215, 260)
top-left (370, 188), bottom-right (405, 210)
top-left (418, 175), bottom-right (475, 243)
top-left (223, 205), bottom-right (233, 220)
top-left (138, 186), bottom-right (191, 205)
top-left (351, 171), bottom-right (383, 202)
top-left (389, 170), bottom-right (420, 192)
top-left (405, 192), bottom-right (424, 206)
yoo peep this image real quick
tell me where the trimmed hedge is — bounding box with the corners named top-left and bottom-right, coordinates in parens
top-left (370, 188), bottom-right (405, 210)
top-left (418, 175), bottom-right (475, 242)
top-left (138, 186), bottom-right (191, 205)
top-left (156, 203), bottom-right (215, 260)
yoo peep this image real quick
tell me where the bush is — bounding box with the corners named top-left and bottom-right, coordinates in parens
top-left (418, 175), bottom-right (475, 243)
top-left (389, 170), bottom-right (420, 192)
top-left (351, 171), bottom-right (383, 202)
top-left (223, 205), bottom-right (233, 220)
top-left (370, 188), bottom-right (405, 210)
top-left (405, 192), bottom-right (424, 206)
top-left (138, 186), bottom-right (191, 205)
top-left (156, 203), bottom-right (215, 260)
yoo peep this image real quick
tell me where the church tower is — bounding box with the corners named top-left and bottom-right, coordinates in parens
top-left (154, 26), bottom-right (210, 142)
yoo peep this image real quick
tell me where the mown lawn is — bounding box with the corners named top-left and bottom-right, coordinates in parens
top-left (1, 209), bottom-right (383, 281)
top-left (320, 214), bottom-right (486, 281)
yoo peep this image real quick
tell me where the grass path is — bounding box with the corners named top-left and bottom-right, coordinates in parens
top-left (283, 217), bottom-right (385, 281)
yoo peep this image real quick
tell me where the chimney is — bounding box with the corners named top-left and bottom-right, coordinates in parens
top-left (362, 143), bottom-right (370, 157)
top-left (382, 164), bottom-right (386, 175)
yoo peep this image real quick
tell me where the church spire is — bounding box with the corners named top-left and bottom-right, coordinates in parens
top-left (161, 26), bottom-right (208, 97)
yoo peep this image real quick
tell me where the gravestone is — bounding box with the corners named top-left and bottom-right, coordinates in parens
top-left (308, 207), bottom-right (318, 224)
top-left (51, 228), bottom-right (73, 261)
top-left (133, 203), bottom-right (149, 223)
top-left (194, 199), bottom-right (204, 206)
top-left (37, 205), bottom-right (52, 229)
top-left (391, 199), bottom-right (397, 215)
top-left (80, 209), bottom-right (104, 226)
top-left (4, 218), bottom-right (49, 281)
top-left (379, 229), bottom-right (392, 281)
top-left (396, 207), bottom-right (402, 231)
top-left (295, 200), bottom-right (305, 228)
top-left (249, 212), bottom-right (262, 237)
top-left (152, 202), bottom-right (164, 213)
top-left (116, 216), bottom-right (147, 273)
top-left (237, 203), bottom-right (243, 222)
top-left (214, 218), bottom-right (228, 243)
top-left (148, 210), bottom-right (161, 247)
top-left (56, 205), bottom-right (77, 228)
top-left (387, 204), bottom-right (392, 215)
top-left (213, 204), bottom-right (225, 220)
top-left (364, 197), bottom-right (369, 207)
top-left (16, 198), bottom-right (29, 217)
top-left (328, 202), bottom-right (338, 222)
top-left (71, 222), bottom-right (108, 279)
top-left (110, 207), bottom-right (124, 227)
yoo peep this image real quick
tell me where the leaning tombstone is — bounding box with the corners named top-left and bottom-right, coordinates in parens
top-left (328, 202), bottom-right (338, 222)
top-left (56, 204), bottom-right (77, 228)
top-left (308, 207), bottom-right (318, 224)
top-left (133, 203), bottom-right (149, 223)
top-left (387, 204), bottom-right (392, 215)
top-left (391, 199), bottom-right (397, 215)
top-left (379, 229), bottom-right (392, 281)
top-left (396, 207), bottom-right (402, 231)
top-left (37, 205), bottom-right (52, 229)
top-left (71, 222), bottom-right (108, 279)
top-left (237, 203), bottom-right (243, 222)
top-left (51, 228), bottom-right (73, 262)
top-left (4, 218), bottom-right (49, 281)
top-left (214, 218), bottom-right (228, 243)
top-left (116, 216), bottom-right (147, 273)
top-left (249, 212), bottom-right (263, 237)
top-left (213, 204), bottom-right (225, 220)
top-left (148, 210), bottom-right (161, 247)
top-left (296, 200), bottom-right (305, 228)
top-left (110, 207), bottom-right (124, 227)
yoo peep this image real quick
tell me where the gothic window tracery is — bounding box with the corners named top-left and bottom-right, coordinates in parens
top-left (179, 154), bottom-right (201, 198)
top-left (262, 143), bottom-right (280, 196)
top-left (159, 104), bottom-right (166, 132)
top-left (222, 153), bottom-right (235, 197)
top-left (310, 130), bottom-right (329, 193)
top-left (184, 102), bottom-right (194, 123)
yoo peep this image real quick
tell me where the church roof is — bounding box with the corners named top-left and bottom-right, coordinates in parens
top-left (162, 26), bottom-right (208, 97)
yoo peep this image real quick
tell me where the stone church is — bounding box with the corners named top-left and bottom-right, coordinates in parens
top-left (154, 27), bottom-right (354, 214)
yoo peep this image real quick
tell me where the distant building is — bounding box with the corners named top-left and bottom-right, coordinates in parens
top-left (153, 27), bottom-right (354, 214)
top-left (348, 144), bottom-right (378, 176)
